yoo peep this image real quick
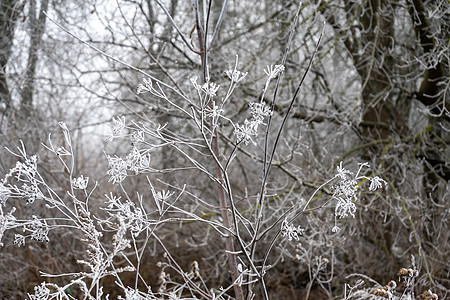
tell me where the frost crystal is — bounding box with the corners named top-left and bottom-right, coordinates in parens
top-left (205, 102), bottom-right (224, 119)
top-left (336, 161), bottom-right (353, 179)
top-left (225, 69), bottom-right (248, 83)
top-left (72, 175), bottom-right (89, 189)
top-left (190, 76), bottom-right (200, 91)
top-left (106, 147), bottom-right (151, 184)
top-left (136, 77), bottom-right (153, 94)
top-left (331, 225), bottom-right (340, 233)
top-left (29, 216), bottom-right (50, 243)
top-left (234, 102), bottom-right (273, 145)
top-left (104, 193), bottom-right (146, 235)
top-left (281, 218), bottom-right (304, 241)
top-left (201, 81), bottom-right (220, 97)
top-left (332, 162), bottom-right (387, 223)
top-left (0, 208), bottom-right (16, 247)
top-left (106, 155), bottom-right (128, 184)
top-left (14, 234), bottom-right (25, 247)
top-left (111, 116), bottom-right (126, 137)
top-left (335, 197), bottom-right (357, 218)
top-left (107, 116), bottom-right (126, 141)
top-left (234, 119), bottom-right (258, 145)
top-left (168, 292), bottom-right (181, 300)
top-left (249, 102), bottom-right (272, 125)
top-left (126, 147), bottom-right (151, 174)
top-left (369, 176), bottom-right (387, 191)
top-left (264, 64), bottom-right (285, 79)
top-left (153, 190), bottom-right (175, 203)
top-left (21, 183), bottom-right (44, 204)
top-left (333, 162), bottom-right (359, 218)
top-left (131, 130), bottom-right (145, 144)
top-left (151, 187), bottom-right (174, 215)
top-left (29, 282), bottom-right (50, 300)
top-left (119, 286), bottom-right (153, 300)
top-left (0, 183), bottom-right (11, 205)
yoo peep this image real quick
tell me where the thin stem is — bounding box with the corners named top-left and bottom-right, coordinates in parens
top-left (208, 0), bottom-right (229, 51)
top-left (154, 0), bottom-right (200, 54)
top-left (193, 1), bottom-right (244, 298)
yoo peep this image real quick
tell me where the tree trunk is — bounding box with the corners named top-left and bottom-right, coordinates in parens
top-left (20, 0), bottom-right (49, 116)
top-left (0, 0), bottom-right (25, 115)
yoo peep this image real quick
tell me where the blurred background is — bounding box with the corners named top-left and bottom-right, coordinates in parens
top-left (0, 0), bottom-right (448, 298)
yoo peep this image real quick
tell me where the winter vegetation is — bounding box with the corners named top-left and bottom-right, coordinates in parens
top-left (0, 0), bottom-right (448, 299)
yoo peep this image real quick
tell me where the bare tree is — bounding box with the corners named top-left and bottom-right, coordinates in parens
top-left (0, 0), bottom-right (25, 116)
top-left (20, 0), bottom-right (49, 115)
top-left (0, 0), bottom-right (448, 299)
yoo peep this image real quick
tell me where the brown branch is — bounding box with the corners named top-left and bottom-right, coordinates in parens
top-left (408, 0), bottom-right (449, 120)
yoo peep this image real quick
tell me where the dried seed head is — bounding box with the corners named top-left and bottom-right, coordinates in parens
top-left (373, 287), bottom-right (391, 298)
top-left (191, 261), bottom-right (200, 278)
top-left (420, 289), bottom-right (438, 300)
top-left (398, 267), bottom-right (418, 277)
top-left (387, 280), bottom-right (397, 289)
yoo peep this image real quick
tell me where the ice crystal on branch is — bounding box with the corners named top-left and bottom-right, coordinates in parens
top-left (21, 183), bottom-right (44, 204)
top-left (104, 193), bottom-right (146, 235)
top-left (234, 101), bottom-right (273, 145)
top-left (369, 176), bottom-right (387, 191)
top-left (131, 130), bottom-right (145, 144)
top-left (151, 185), bottom-right (174, 215)
top-left (333, 163), bottom-right (360, 218)
top-left (336, 161), bottom-right (353, 179)
top-left (112, 219), bottom-right (131, 252)
top-left (28, 216), bottom-right (50, 243)
top-left (234, 119), bottom-right (258, 145)
top-left (190, 76), bottom-right (220, 98)
top-left (0, 208), bottom-right (16, 247)
top-left (249, 102), bottom-right (272, 125)
top-left (14, 234), bottom-right (25, 247)
top-left (332, 162), bottom-right (387, 231)
top-left (106, 147), bottom-right (151, 184)
top-left (331, 225), bottom-right (340, 233)
top-left (264, 64), bottom-right (285, 79)
top-left (72, 175), bottom-right (89, 189)
top-left (119, 287), bottom-right (152, 300)
top-left (13, 154), bottom-right (38, 179)
top-left (56, 146), bottom-right (70, 156)
top-left (281, 218), bottom-right (304, 241)
top-left (205, 102), bottom-right (224, 120)
top-left (190, 76), bottom-right (200, 91)
top-left (0, 183), bottom-right (11, 205)
top-left (335, 197), bottom-right (357, 218)
top-left (153, 189), bottom-right (174, 203)
top-left (6, 153), bottom-right (44, 204)
top-left (136, 77), bottom-right (153, 94)
top-left (201, 81), bottom-right (220, 97)
top-left (126, 147), bottom-right (151, 174)
top-left (106, 155), bottom-right (128, 184)
top-left (225, 69), bottom-right (248, 83)
top-left (28, 282), bottom-right (50, 300)
top-left (108, 116), bottom-right (126, 141)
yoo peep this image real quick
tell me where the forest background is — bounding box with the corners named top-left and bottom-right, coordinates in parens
top-left (0, 0), bottom-right (448, 299)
